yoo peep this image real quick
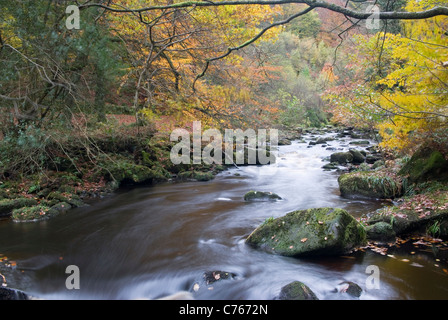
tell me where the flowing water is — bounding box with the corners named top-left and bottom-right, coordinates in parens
top-left (1, 131), bottom-right (448, 300)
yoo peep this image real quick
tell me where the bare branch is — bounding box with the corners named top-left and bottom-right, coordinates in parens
top-left (79, 1), bottom-right (448, 20)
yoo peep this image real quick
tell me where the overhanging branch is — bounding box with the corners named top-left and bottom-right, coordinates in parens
top-left (79, 1), bottom-right (448, 20)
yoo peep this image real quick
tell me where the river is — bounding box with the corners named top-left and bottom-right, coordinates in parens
top-left (1, 130), bottom-right (447, 300)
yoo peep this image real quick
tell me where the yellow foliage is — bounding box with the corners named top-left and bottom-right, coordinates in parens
top-left (328, 0), bottom-right (448, 154)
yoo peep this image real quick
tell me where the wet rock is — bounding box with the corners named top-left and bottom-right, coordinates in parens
top-left (338, 171), bottom-right (402, 199)
top-left (191, 271), bottom-right (237, 293)
top-left (349, 149), bottom-right (366, 164)
top-left (0, 198), bottom-right (38, 218)
top-left (349, 140), bottom-right (370, 145)
top-left (330, 152), bottom-right (353, 165)
top-left (322, 162), bottom-right (339, 170)
top-left (178, 170), bottom-right (215, 181)
top-left (335, 281), bottom-right (363, 298)
top-left (365, 222), bottom-right (396, 242)
top-left (366, 154), bottom-right (383, 164)
top-left (277, 281), bottom-right (318, 300)
top-left (245, 207), bottom-right (366, 257)
top-left (372, 160), bottom-right (385, 170)
top-left (0, 287), bottom-right (30, 300)
top-left (244, 191), bottom-right (282, 201)
top-left (278, 138), bottom-right (292, 145)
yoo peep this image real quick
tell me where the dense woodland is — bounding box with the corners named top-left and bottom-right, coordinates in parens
top-left (0, 0), bottom-right (447, 215)
top-left (1, 1), bottom-right (448, 302)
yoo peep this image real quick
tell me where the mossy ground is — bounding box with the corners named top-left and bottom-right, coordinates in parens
top-left (362, 189), bottom-right (448, 237)
top-left (338, 170), bottom-right (403, 199)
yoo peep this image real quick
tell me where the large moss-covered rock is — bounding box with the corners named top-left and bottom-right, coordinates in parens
top-left (399, 147), bottom-right (448, 183)
top-left (245, 207), bottom-right (366, 257)
top-left (277, 281), bottom-right (318, 300)
top-left (338, 171), bottom-right (402, 199)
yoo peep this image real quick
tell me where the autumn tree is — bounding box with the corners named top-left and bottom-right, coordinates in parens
top-left (325, 0), bottom-right (448, 154)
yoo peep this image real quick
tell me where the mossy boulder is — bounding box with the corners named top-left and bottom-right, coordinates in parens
top-left (399, 147), bottom-right (448, 183)
top-left (365, 221), bottom-right (396, 242)
top-left (46, 192), bottom-right (85, 208)
top-left (365, 191), bottom-right (448, 236)
top-left (277, 281), bottom-right (318, 300)
top-left (12, 205), bottom-right (53, 222)
top-left (338, 171), bottom-right (402, 199)
top-left (0, 198), bottom-right (38, 218)
top-left (104, 160), bottom-right (170, 186)
top-left (349, 140), bottom-right (370, 145)
top-left (349, 149), bottom-right (366, 164)
top-left (11, 200), bottom-right (75, 222)
top-left (245, 207), bottom-right (366, 257)
top-left (278, 138), bottom-right (292, 145)
top-left (330, 152), bottom-right (353, 165)
top-left (322, 162), bottom-right (339, 170)
top-left (336, 281), bottom-right (363, 298)
top-left (244, 191), bottom-right (282, 201)
top-left (178, 170), bottom-right (215, 181)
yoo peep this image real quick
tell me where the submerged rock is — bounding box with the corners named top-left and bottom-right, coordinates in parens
top-left (244, 191), bottom-right (282, 201)
top-left (277, 281), bottom-right (318, 300)
top-left (349, 149), bottom-right (366, 164)
top-left (349, 140), bottom-right (370, 145)
top-left (245, 207), bottom-right (366, 257)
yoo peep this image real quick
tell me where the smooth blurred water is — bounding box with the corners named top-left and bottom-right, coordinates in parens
top-left (1, 132), bottom-right (447, 300)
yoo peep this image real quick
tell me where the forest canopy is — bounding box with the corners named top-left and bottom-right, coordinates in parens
top-left (0, 0), bottom-right (447, 162)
